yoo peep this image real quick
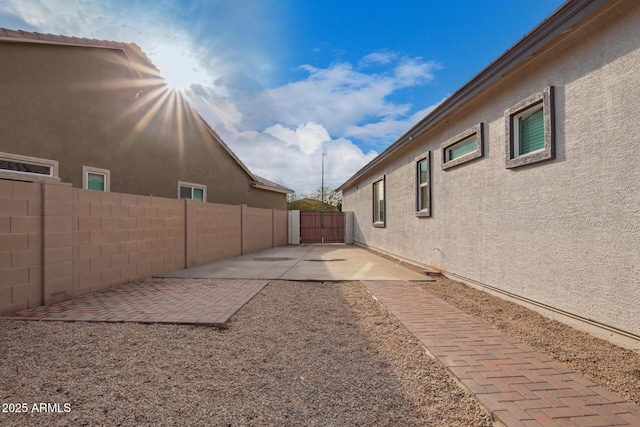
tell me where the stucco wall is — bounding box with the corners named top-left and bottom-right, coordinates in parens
top-left (0, 41), bottom-right (286, 210)
top-left (343, 2), bottom-right (640, 338)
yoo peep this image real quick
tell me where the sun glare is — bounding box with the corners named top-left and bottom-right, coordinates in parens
top-left (148, 44), bottom-right (210, 91)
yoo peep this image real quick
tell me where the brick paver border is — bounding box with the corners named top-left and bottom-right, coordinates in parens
top-left (362, 280), bottom-right (640, 427)
top-left (2, 278), bottom-right (269, 327)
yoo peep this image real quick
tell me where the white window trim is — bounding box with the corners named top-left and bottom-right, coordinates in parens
top-left (415, 152), bottom-right (432, 217)
top-left (178, 181), bottom-right (207, 202)
top-left (441, 123), bottom-right (483, 170)
top-left (82, 166), bottom-right (110, 192)
top-left (0, 151), bottom-right (60, 183)
top-left (505, 86), bottom-right (555, 169)
top-left (372, 176), bottom-right (386, 228)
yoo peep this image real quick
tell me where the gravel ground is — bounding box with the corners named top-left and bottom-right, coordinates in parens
top-left (366, 249), bottom-right (640, 407)
top-left (0, 281), bottom-right (491, 427)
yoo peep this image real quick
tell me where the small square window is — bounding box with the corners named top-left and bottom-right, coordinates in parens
top-left (192, 187), bottom-right (204, 202)
top-left (87, 173), bottom-right (106, 191)
top-left (83, 166), bottom-right (110, 192)
top-left (179, 186), bottom-right (192, 199)
top-left (416, 152), bottom-right (431, 217)
top-left (178, 181), bottom-right (206, 202)
top-left (372, 177), bottom-right (385, 227)
top-left (441, 123), bottom-right (483, 170)
top-left (505, 86), bottom-right (555, 168)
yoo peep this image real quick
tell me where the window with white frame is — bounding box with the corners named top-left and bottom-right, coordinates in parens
top-left (416, 152), bottom-right (431, 217)
top-left (372, 177), bottom-right (385, 227)
top-left (505, 86), bottom-right (555, 168)
top-left (178, 181), bottom-right (206, 202)
top-left (441, 123), bottom-right (483, 170)
top-left (0, 151), bottom-right (59, 182)
top-left (82, 166), bottom-right (110, 192)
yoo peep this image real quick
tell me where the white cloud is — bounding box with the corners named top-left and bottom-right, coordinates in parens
top-left (234, 57), bottom-right (441, 140)
top-left (394, 57), bottom-right (441, 86)
top-left (359, 51), bottom-right (397, 67)
top-left (344, 103), bottom-right (442, 144)
top-left (216, 122), bottom-right (377, 195)
top-left (264, 122), bottom-right (330, 156)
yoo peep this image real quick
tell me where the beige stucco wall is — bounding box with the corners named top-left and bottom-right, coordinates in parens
top-left (343, 1), bottom-right (640, 339)
top-left (0, 41), bottom-right (286, 210)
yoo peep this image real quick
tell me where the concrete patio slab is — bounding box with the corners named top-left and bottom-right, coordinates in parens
top-left (159, 244), bottom-right (430, 281)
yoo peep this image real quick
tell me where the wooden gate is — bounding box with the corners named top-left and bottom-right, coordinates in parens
top-left (300, 212), bottom-right (345, 243)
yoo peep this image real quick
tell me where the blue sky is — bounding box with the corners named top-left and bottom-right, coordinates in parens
top-left (0, 0), bottom-right (565, 194)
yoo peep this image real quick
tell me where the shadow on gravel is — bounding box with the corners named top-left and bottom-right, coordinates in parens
top-left (210, 280), bottom-right (492, 426)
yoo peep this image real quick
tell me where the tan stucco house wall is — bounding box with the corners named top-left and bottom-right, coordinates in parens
top-left (338, 0), bottom-right (640, 349)
top-left (0, 30), bottom-right (291, 210)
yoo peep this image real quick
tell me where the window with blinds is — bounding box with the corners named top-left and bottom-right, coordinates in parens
top-left (516, 104), bottom-right (544, 155)
top-left (505, 86), bottom-right (555, 168)
top-left (416, 153), bottom-right (431, 217)
top-left (441, 123), bottom-right (483, 170)
top-left (372, 178), bottom-right (385, 226)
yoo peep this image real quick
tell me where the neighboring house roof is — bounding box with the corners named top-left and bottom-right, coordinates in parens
top-left (251, 175), bottom-right (294, 194)
top-left (0, 28), bottom-right (160, 80)
top-left (336, 0), bottom-right (607, 192)
top-left (0, 27), bottom-right (292, 195)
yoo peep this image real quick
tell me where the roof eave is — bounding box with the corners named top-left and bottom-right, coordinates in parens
top-left (337, 0), bottom-right (609, 192)
top-left (250, 182), bottom-right (294, 194)
top-left (0, 28), bottom-right (161, 79)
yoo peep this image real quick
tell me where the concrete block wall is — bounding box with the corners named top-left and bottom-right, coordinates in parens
top-left (242, 206), bottom-right (274, 254)
top-left (186, 201), bottom-right (242, 267)
top-left (273, 209), bottom-right (288, 247)
top-left (32, 183), bottom-right (187, 305)
top-left (0, 179), bottom-right (288, 314)
top-left (67, 189), bottom-right (185, 304)
top-left (0, 179), bottom-right (43, 314)
top-left (43, 183), bottom-right (74, 305)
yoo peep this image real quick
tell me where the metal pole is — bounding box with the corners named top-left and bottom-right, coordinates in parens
top-left (321, 152), bottom-right (325, 244)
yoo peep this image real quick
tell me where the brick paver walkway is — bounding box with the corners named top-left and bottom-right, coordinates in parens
top-left (2, 278), bottom-right (268, 327)
top-left (363, 280), bottom-right (640, 427)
